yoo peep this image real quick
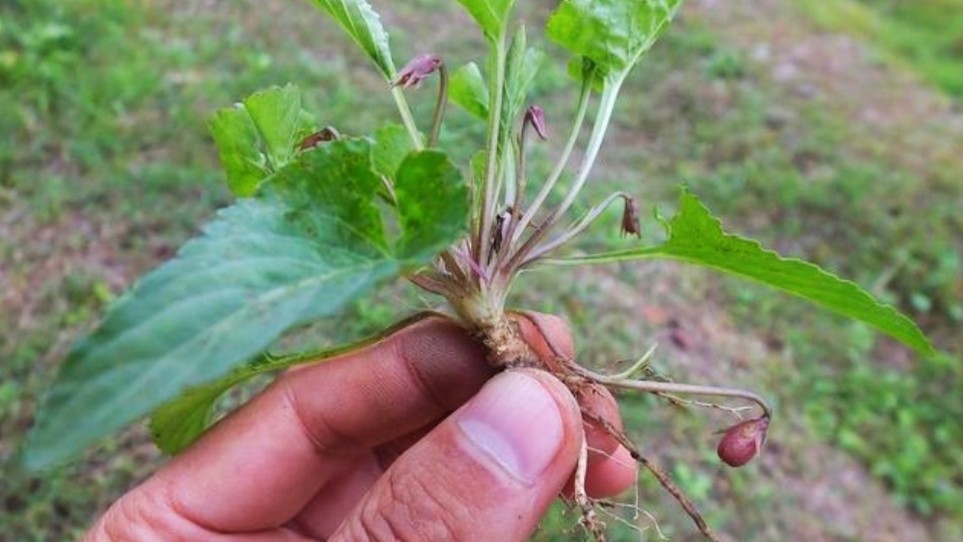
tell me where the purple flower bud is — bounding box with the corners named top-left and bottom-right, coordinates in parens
top-left (717, 417), bottom-right (770, 468)
top-left (621, 196), bottom-right (641, 238)
top-left (393, 54), bottom-right (443, 90)
top-left (525, 105), bottom-right (548, 140)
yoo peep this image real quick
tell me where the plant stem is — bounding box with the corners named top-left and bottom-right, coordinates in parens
top-left (501, 133), bottom-right (527, 252)
top-left (576, 365), bottom-right (773, 419)
top-left (516, 76), bottom-right (625, 262)
top-left (551, 77), bottom-right (624, 218)
top-left (429, 63), bottom-right (449, 147)
top-left (390, 85), bottom-right (424, 150)
top-left (510, 80), bottom-right (591, 247)
top-left (501, 140), bottom-right (517, 210)
top-left (476, 39), bottom-right (508, 264)
top-left (521, 191), bottom-right (631, 265)
top-left (254, 310), bottom-right (443, 375)
top-left (514, 132), bottom-right (527, 218)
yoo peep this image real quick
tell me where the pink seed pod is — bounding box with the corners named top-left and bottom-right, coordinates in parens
top-left (393, 54), bottom-right (443, 90)
top-left (525, 105), bottom-right (548, 140)
top-left (717, 416), bottom-right (770, 468)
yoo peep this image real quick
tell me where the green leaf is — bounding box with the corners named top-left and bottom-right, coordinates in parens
top-left (149, 352), bottom-right (334, 455)
top-left (209, 107), bottom-right (267, 197)
top-left (307, 0), bottom-right (396, 78)
top-left (25, 140), bottom-right (466, 469)
top-left (547, 0), bottom-right (684, 83)
top-left (552, 189), bottom-right (935, 355)
top-left (271, 140), bottom-right (390, 252)
top-left (148, 372), bottom-right (247, 456)
top-left (150, 312), bottom-right (434, 455)
top-left (371, 123), bottom-right (415, 178)
top-left (449, 62), bottom-right (490, 119)
top-left (210, 85), bottom-right (316, 197)
top-left (394, 150), bottom-right (469, 260)
top-left (455, 0), bottom-right (516, 40)
top-left (243, 84), bottom-right (311, 169)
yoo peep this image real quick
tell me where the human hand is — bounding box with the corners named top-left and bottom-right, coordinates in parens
top-left (84, 314), bottom-right (637, 541)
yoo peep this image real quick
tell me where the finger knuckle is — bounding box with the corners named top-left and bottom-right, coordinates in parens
top-left (345, 467), bottom-right (471, 541)
top-left (96, 490), bottom-right (191, 542)
top-left (279, 375), bottom-right (364, 455)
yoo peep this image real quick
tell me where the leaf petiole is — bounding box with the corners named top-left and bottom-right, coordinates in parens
top-left (429, 63), bottom-right (450, 147)
top-left (476, 37), bottom-right (508, 265)
top-left (576, 364), bottom-right (774, 420)
top-left (536, 74), bottom-right (626, 237)
top-left (509, 75), bottom-right (625, 268)
top-left (522, 191), bottom-right (633, 266)
top-left (390, 85), bottom-right (425, 150)
top-left (510, 78), bottom-right (591, 248)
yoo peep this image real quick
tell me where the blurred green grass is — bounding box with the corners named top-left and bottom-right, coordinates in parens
top-left (793, 0), bottom-right (963, 96)
top-left (1, 0), bottom-right (962, 540)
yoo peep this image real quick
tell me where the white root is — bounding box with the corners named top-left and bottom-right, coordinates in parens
top-left (573, 433), bottom-right (606, 541)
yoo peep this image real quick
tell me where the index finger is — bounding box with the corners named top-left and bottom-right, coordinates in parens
top-left (141, 317), bottom-right (494, 533)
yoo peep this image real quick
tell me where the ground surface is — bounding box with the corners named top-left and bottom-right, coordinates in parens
top-left (1, 0), bottom-right (961, 540)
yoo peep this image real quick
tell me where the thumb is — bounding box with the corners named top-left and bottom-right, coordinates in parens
top-left (331, 369), bottom-right (583, 542)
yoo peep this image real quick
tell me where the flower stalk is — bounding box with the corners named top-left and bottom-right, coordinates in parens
top-left (577, 364), bottom-right (773, 420)
top-left (510, 79), bottom-right (591, 248)
top-left (390, 85), bottom-right (423, 150)
top-left (429, 62), bottom-right (449, 147)
top-left (522, 192), bottom-right (635, 265)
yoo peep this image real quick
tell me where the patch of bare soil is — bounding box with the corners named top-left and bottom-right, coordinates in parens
top-left (0, 207), bottom-right (158, 363)
top-left (565, 260), bottom-right (931, 541)
top-left (567, 0), bottom-right (962, 539)
top-left (693, 0), bottom-right (963, 144)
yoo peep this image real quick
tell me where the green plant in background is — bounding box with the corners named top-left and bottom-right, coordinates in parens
top-left (794, 0), bottom-right (963, 96)
top-left (23, 0), bottom-right (937, 539)
top-left (794, 325), bottom-right (963, 519)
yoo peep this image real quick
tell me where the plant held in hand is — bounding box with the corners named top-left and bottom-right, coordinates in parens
top-left (26, 0), bottom-right (935, 539)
